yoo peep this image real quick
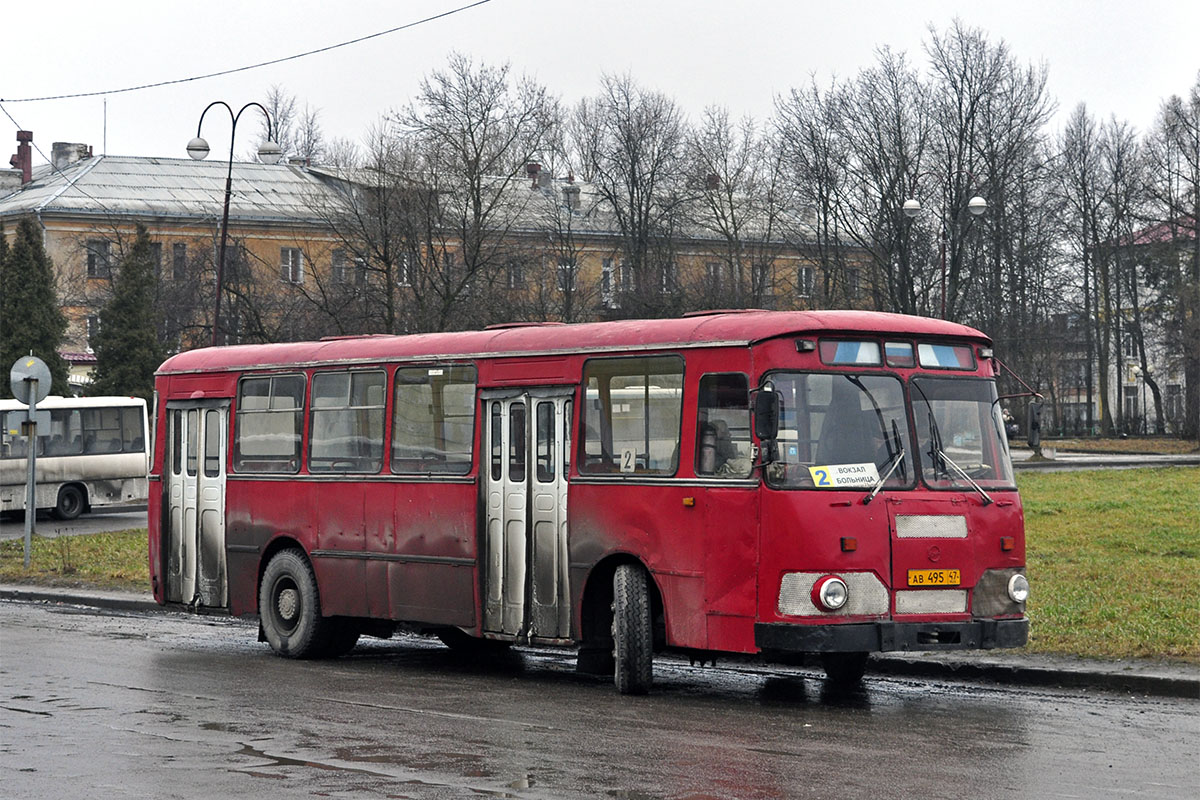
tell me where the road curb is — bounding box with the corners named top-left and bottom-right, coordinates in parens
top-left (5, 584), bottom-right (1196, 700)
top-left (1, 585), bottom-right (161, 615)
top-left (871, 654), bottom-right (1200, 700)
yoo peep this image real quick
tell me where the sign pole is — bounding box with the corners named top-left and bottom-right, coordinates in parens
top-left (10, 355), bottom-right (53, 569)
top-left (24, 383), bottom-right (38, 568)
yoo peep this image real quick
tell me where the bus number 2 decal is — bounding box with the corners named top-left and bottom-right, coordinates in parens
top-left (621, 448), bottom-right (636, 473)
top-left (813, 468), bottom-right (830, 486)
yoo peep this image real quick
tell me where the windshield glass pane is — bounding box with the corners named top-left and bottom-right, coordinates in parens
top-left (911, 377), bottom-right (1015, 489)
top-left (766, 373), bottom-right (912, 490)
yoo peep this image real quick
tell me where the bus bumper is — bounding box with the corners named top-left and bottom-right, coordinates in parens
top-left (755, 617), bottom-right (1029, 653)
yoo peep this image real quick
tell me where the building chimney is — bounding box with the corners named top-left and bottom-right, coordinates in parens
top-left (563, 184), bottom-right (581, 211)
top-left (706, 173), bottom-right (720, 191)
top-left (10, 130), bottom-right (33, 184)
top-left (51, 142), bottom-right (92, 171)
top-left (526, 161), bottom-right (541, 189)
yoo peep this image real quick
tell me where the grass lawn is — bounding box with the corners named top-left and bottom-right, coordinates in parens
top-left (0, 528), bottom-right (149, 590)
top-left (2, 467), bottom-right (1197, 663)
top-left (1037, 437), bottom-right (1199, 455)
top-left (1020, 467), bottom-right (1199, 663)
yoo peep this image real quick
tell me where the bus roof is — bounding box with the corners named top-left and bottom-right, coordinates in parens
top-left (0, 395), bottom-right (146, 411)
top-left (157, 310), bottom-right (989, 375)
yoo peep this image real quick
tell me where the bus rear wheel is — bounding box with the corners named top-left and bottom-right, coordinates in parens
top-left (612, 564), bottom-right (653, 695)
top-left (259, 549), bottom-right (328, 659)
top-left (52, 485), bottom-right (85, 520)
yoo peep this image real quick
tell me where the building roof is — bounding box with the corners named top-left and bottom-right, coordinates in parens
top-left (0, 155), bottom-right (335, 225)
top-left (158, 309), bottom-right (987, 375)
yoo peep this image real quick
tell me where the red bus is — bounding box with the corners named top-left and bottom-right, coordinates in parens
top-left (148, 310), bottom-right (1029, 693)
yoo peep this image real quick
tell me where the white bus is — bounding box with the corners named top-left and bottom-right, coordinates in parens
top-left (1, 396), bottom-right (149, 519)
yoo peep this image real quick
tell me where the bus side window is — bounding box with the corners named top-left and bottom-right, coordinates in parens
top-left (695, 373), bottom-right (752, 478)
top-left (580, 355), bottom-right (684, 476)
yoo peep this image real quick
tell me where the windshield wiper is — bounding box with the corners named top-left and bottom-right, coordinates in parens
top-left (863, 444), bottom-right (905, 505)
top-left (936, 449), bottom-right (994, 506)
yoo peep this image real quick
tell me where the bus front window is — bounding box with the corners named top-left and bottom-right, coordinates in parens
top-left (911, 377), bottom-right (1015, 489)
top-left (766, 373), bottom-right (912, 490)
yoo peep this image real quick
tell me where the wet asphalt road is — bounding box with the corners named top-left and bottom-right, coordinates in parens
top-left (0, 506), bottom-right (147, 540)
top-left (2, 601), bottom-right (1196, 799)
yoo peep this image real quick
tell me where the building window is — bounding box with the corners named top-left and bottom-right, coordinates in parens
top-left (601, 258), bottom-right (617, 308)
top-left (397, 252), bottom-right (413, 287)
top-left (172, 243), bottom-right (187, 280)
top-left (661, 262), bottom-right (677, 293)
top-left (86, 240), bottom-right (111, 278)
top-left (1122, 333), bottom-right (1138, 359)
top-left (846, 268), bottom-right (861, 299)
top-left (147, 242), bottom-right (162, 279)
top-left (557, 257), bottom-right (576, 292)
top-left (280, 247), bottom-right (304, 284)
top-left (507, 260), bottom-right (525, 289)
top-left (86, 315), bottom-right (100, 349)
top-left (705, 261), bottom-right (723, 291)
top-left (619, 260), bottom-right (634, 292)
top-left (797, 266), bottom-right (815, 298)
top-left (332, 249), bottom-right (365, 286)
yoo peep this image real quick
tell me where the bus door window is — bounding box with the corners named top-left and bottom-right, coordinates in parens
top-left (563, 400), bottom-right (572, 476)
top-left (536, 401), bottom-right (555, 483)
top-left (185, 409), bottom-right (199, 477)
top-left (509, 403), bottom-right (526, 483)
top-left (580, 356), bottom-right (684, 475)
top-left (203, 410), bottom-right (222, 477)
top-left (171, 410), bottom-right (182, 476)
top-left (695, 373), bottom-right (752, 478)
top-left (490, 402), bottom-right (502, 481)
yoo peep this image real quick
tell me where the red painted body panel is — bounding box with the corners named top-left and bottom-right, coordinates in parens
top-left (149, 311), bottom-right (1024, 659)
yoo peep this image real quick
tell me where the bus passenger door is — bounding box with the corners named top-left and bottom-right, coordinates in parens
top-left (482, 390), bottom-right (572, 639)
top-left (165, 402), bottom-right (228, 608)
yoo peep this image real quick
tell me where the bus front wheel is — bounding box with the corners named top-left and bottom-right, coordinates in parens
top-left (612, 564), bottom-right (653, 695)
top-left (53, 485), bottom-right (85, 520)
top-left (821, 652), bottom-right (869, 686)
top-left (259, 549), bottom-right (328, 659)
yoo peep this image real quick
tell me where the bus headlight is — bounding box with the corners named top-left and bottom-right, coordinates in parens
top-left (811, 575), bottom-right (849, 611)
top-left (1007, 573), bottom-right (1030, 603)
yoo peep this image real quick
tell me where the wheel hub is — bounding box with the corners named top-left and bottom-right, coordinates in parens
top-left (276, 587), bottom-right (300, 622)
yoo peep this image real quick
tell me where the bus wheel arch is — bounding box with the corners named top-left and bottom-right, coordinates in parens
top-left (257, 545), bottom-right (329, 659)
top-left (52, 483), bottom-right (87, 520)
top-left (577, 556), bottom-right (665, 692)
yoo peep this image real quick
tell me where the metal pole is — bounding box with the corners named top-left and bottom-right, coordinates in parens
top-left (23, 380), bottom-right (38, 568)
top-left (212, 163), bottom-right (234, 347)
top-left (939, 226), bottom-right (948, 319)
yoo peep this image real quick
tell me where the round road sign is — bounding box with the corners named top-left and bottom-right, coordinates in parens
top-left (10, 355), bottom-right (52, 405)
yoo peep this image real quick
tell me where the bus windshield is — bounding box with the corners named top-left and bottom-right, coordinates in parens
top-left (911, 376), bottom-right (1015, 489)
top-left (766, 373), bottom-right (912, 490)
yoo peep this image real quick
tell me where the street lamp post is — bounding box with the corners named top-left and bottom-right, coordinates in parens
top-left (902, 188), bottom-right (987, 318)
top-left (188, 102), bottom-right (282, 346)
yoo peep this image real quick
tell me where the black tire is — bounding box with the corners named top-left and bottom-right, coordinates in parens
top-left (821, 652), bottom-right (869, 686)
top-left (259, 549), bottom-right (328, 659)
top-left (320, 621), bottom-right (361, 658)
top-left (53, 485), bottom-right (86, 520)
top-left (612, 564), bottom-right (653, 695)
top-left (436, 627), bottom-right (511, 654)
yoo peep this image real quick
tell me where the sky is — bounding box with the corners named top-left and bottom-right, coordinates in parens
top-left (3, 0), bottom-right (1197, 167)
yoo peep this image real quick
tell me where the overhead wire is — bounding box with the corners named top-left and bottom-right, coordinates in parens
top-left (0, 0), bottom-right (492, 104)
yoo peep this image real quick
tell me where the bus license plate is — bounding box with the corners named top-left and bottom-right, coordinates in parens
top-left (907, 569), bottom-right (961, 587)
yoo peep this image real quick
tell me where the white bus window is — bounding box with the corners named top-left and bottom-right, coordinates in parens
top-left (696, 374), bottom-right (752, 478)
top-left (392, 365), bottom-right (477, 475)
top-left (234, 374), bottom-right (305, 473)
top-left (581, 356), bottom-right (683, 476)
top-left (204, 409), bottom-right (221, 477)
top-left (309, 370), bottom-right (385, 473)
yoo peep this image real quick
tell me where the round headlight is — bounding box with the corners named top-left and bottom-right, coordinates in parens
top-left (812, 575), bottom-right (849, 611)
top-left (1007, 573), bottom-right (1030, 603)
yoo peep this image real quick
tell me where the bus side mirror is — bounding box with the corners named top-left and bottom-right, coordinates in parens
top-left (754, 388), bottom-right (781, 441)
top-left (1027, 401), bottom-right (1042, 448)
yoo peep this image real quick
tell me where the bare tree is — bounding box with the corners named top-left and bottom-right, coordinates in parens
top-left (571, 74), bottom-right (691, 318)
top-left (256, 84), bottom-right (326, 165)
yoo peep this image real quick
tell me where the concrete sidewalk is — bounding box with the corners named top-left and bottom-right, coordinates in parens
top-left (4, 582), bottom-right (1196, 700)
